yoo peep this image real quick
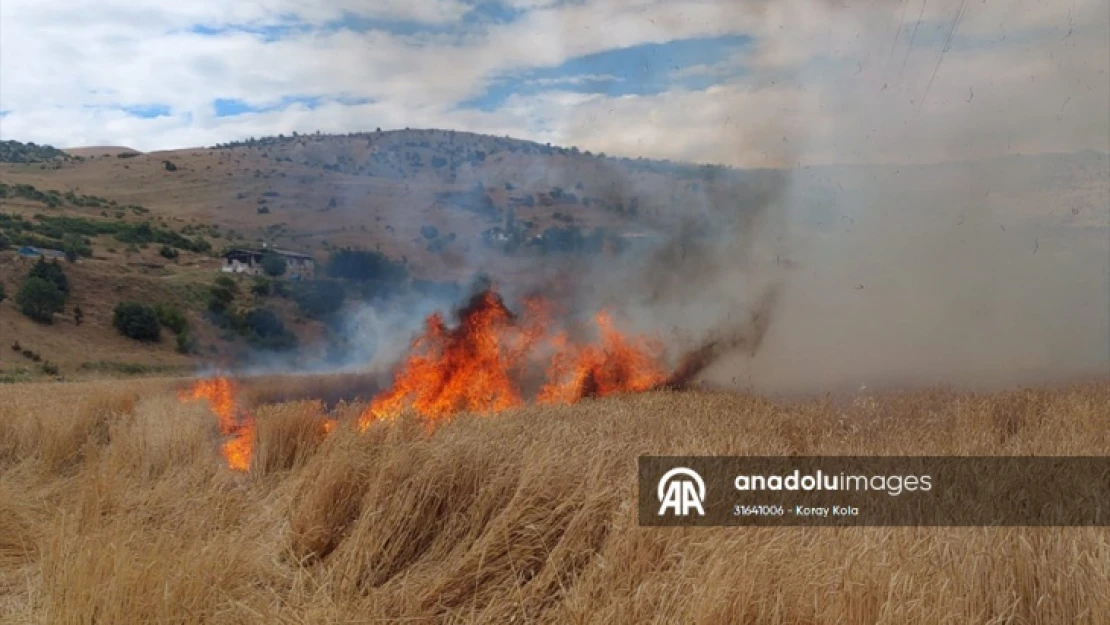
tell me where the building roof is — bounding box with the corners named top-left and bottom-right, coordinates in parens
top-left (222, 248), bottom-right (314, 260)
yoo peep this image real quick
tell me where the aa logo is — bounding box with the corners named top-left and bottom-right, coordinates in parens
top-left (657, 467), bottom-right (706, 517)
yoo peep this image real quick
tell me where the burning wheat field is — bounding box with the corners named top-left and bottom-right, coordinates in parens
top-left (2, 278), bottom-right (1109, 624)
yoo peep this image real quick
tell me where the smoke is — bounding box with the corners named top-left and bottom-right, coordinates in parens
top-left (225, 0), bottom-right (1108, 395)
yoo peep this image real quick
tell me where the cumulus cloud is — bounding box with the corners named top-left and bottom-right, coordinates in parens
top-left (0, 0), bottom-right (1105, 165)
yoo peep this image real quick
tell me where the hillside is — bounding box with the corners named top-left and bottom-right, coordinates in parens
top-left (63, 146), bottom-right (142, 158)
top-left (1, 131), bottom-right (1106, 381)
top-left (0, 130), bottom-right (784, 379)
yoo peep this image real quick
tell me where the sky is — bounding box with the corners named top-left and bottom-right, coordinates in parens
top-left (0, 0), bottom-right (1107, 167)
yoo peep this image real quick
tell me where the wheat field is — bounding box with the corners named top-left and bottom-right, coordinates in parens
top-left (1, 377), bottom-right (1108, 624)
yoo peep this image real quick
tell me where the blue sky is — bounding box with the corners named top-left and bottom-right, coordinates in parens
top-left (187, 14), bottom-right (753, 119)
top-left (460, 34), bottom-right (751, 111)
top-left (0, 0), bottom-right (1105, 165)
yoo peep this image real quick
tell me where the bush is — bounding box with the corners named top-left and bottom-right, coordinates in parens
top-left (260, 252), bottom-right (286, 277)
top-left (112, 302), bottom-right (162, 342)
top-left (251, 277), bottom-right (272, 296)
top-left (62, 234), bottom-right (91, 262)
top-left (0, 282), bottom-right (5, 302)
top-left (421, 225), bottom-right (439, 239)
top-left (207, 276), bottom-right (238, 314)
top-left (17, 276), bottom-right (65, 323)
top-left (159, 245), bottom-right (179, 260)
top-left (163, 160), bottom-right (177, 171)
top-left (240, 308), bottom-right (297, 351)
top-left (215, 275), bottom-right (239, 293)
top-left (175, 330), bottom-right (197, 354)
top-left (41, 361), bottom-right (59, 376)
top-left (28, 257), bottom-right (69, 296)
top-left (291, 280), bottom-right (345, 319)
top-left (153, 302), bottom-right (188, 335)
top-left (325, 249), bottom-right (408, 285)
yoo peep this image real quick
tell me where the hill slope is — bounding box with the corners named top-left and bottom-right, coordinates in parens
top-left (1, 131), bottom-right (1106, 380)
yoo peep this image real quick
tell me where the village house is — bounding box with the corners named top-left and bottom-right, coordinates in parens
top-left (221, 248), bottom-right (315, 279)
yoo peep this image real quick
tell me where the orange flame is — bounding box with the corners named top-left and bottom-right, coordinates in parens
top-left (538, 311), bottom-right (667, 403)
top-left (178, 376), bottom-right (256, 472)
top-left (358, 287), bottom-right (667, 430)
top-left (221, 419), bottom-right (255, 472)
top-left (357, 289), bottom-right (537, 430)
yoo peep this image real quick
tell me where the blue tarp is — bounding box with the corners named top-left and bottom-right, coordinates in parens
top-left (16, 246), bottom-right (65, 258)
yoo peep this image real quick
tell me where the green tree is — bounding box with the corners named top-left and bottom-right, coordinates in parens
top-left (292, 280), bottom-right (345, 319)
top-left (17, 276), bottom-right (65, 323)
top-left (244, 308), bottom-right (297, 351)
top-left (175, 330), bottom-right (197, 354)
top-left (112, 302), bottom-right (162, 342)
top-left (152, 302), bottom-right (188, 335)
top-left (260, 252), bottom-right (286, 277)
top-left (251, 277), bottom-right (272, 296)
top-left (208, 276), bottom-right (239, 314)
top-left (62, 234), bottom-right (90, 262)
top-left (28, 257), bottom-right (69, 296)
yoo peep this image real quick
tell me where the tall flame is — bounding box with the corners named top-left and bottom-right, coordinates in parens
top-left (178, 288), bottom-right (672, 470)
top-left (537, 311), bottom-right (667, 404)
top-left (358, 287), bottom-right (667, 431)
top-left (178, 376), bottom-right (255, 472)
top-left (357, 289), bottom-right (537, 430)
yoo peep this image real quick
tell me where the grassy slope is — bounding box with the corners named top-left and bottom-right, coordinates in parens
top-left (0, 377), bottom-right (1107, 623)
top-left (1, 133), bottom-right (1106, 378)
top-left (0, 130), bottom-right (766, 376)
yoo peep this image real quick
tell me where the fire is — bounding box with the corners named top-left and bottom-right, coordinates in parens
top-left (358, 287), bottom-right (667, 430)
top-left (178, 376), bottom-right (256, 472)
top-left (179, 288), bottom-right (672, 469)
top-left (357, 289), bottom-right (537, 430)
top-left (538, 311), bottom-right (667, 404)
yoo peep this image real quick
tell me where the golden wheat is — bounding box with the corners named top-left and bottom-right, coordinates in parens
top-left (0, 378), bottom-right (1108, 624)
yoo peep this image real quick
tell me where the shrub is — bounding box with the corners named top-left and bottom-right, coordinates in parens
top-left (251, 277), bottom-right (272, 296)
top-left (244, 307), bottom-right (283, 337)
top-left (260, 252), bottom-right (286, 277)
top-left (159, 245), bottom-right (179, 260)
top-left (0, 282), bottom-right (5, 302)
top-left (41, 361), bottom-right (59, 376)
top-left (17, 276), bottom-right (65, 323)
top-left (163, 160), bottom-right (177, 171)
top-left (152, 302), bottom-right (188, 335)
top-left (112, 302), bottom-right (162, 342)
top-left (208, 285), bottom-right (235, 314)
top-left (291, 280), bottom-right (345, 319)
top-left (243, 308), bottom-right (297, 351)
top-left (62, 234), bottom-right (91, 262)
top-left (27, 257), bottom-right (69, 296)
top-left (421, 225), bottom-right (439, 240)
top-left (175, 330), bottom-right (197, 354)
top-left (215, 275), bottom-right (239, 293)
top-left (325, 249), bottom-right (407, 285)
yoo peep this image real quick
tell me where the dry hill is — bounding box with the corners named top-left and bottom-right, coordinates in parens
top-left (1, 131), bottom-right (1105, 382)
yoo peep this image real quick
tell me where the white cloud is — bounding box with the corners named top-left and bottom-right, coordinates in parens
top-left (0, 0), bottom-right (1106, 166)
